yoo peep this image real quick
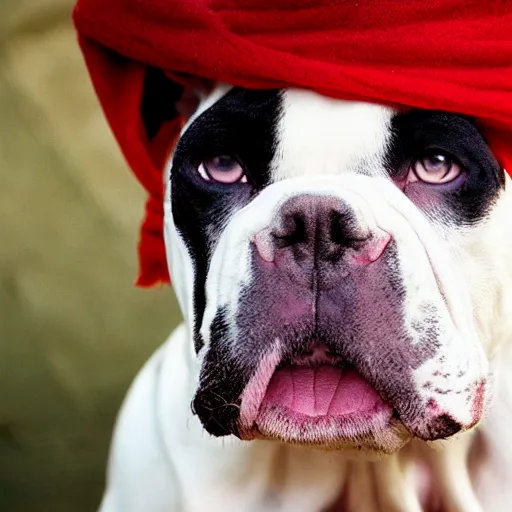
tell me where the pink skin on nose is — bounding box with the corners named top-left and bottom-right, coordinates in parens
top-left (253, 228), bottom-right (275, 262)
top-left (253, 228), bottom-right (392, 265)
top-left (350, 230), bottom-right (392, 266)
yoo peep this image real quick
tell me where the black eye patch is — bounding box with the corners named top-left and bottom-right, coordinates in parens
top-left (170, 88), bottom-right (283, 350)
top-left (173, 88), bottom-right (283, 189)
top-left (386, 110), bottom-right (504, 224)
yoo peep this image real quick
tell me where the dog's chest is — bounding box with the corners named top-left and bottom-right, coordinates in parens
top-left (195, 452), bottom-right (423, 512)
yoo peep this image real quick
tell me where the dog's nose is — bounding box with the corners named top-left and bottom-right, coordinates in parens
top-left (254, 195), bottom-right (391, 282)
top-left (273, 195), bottom-right (365, 263)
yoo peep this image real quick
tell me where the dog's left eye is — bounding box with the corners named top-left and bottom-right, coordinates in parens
top-left (409, 153), bottom-right (462, 184)
top-left (198, 156), bottom-right (247, 184)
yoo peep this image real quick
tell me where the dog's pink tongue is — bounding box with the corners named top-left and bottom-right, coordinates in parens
top-left (262, 365), bottom-right (383, 417)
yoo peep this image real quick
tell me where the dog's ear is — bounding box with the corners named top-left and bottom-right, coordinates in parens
top-left (175, 74), bottom-right (215, 120)
top-left (141, 67), bottom-right (213, 141)
top-left (140, 67), bottom-right (214, 168)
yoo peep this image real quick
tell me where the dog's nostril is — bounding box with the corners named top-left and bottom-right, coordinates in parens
top-left (330, 211), bottom-right (367, 247)
top-left (330, 211), bottom-right (350, 245)
top-left (274, 213), bottom-right (307, 247)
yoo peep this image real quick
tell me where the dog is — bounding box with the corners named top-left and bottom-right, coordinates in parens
top-left (99, 85), bottom-right (512, 512)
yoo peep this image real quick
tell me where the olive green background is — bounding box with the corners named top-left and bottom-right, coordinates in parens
top-left (0, 2), bottom-right (182, 510)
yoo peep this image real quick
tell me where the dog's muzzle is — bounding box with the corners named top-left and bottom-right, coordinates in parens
top-left (191, 179), bottom-right (489, 452)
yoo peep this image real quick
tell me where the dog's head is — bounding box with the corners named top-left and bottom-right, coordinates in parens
top-left (163, 86), bottom-right (512, 455)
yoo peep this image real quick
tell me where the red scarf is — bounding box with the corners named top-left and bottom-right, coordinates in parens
top-left (73, 0), bottom-right (512, 287)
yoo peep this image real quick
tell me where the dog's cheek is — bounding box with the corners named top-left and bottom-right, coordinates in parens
top-left (458, 200), bottom-right (512, 354)
top-left (191, 229), bottom-right (268, 435)
top-left (192, 305), bottom-right (264, 437)
top-left (405, 338), bottom-right (489, 440)
top-left (164, 199), bottom-right (196, 328)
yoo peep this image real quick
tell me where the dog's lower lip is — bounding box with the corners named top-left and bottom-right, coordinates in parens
top-left (238, 349), bottom-right (402, 449)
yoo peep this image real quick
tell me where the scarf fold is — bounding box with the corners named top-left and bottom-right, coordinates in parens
top-left (73, 0), bottom-right (512, 287)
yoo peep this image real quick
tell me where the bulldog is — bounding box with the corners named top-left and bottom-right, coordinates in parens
top-left (99, 85), bottom-right (512, 512)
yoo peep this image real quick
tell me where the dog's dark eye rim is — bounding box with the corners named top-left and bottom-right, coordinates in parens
top-left (409, 148), bottom-right (465, 185)
top-left (196, 154), bottom-right (256, 186)
top-left (190, 147), bottom-right (469, 188)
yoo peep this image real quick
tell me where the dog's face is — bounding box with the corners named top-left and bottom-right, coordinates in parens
top-left (164, 86), bottom-right (511, 454)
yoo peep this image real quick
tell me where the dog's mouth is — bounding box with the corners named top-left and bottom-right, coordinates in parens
top-left (238, 344), bottom-right (410, 452)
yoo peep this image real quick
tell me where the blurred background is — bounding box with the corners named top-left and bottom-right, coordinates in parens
top-left (0, 1), bottom-right (181, 510)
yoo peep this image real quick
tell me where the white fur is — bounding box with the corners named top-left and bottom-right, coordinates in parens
top-left (273, 91), bottom-right (393, 181)
top-left (100, 89), bottom-right (512, 511)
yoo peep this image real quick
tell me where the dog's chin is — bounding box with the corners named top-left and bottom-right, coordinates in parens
top-left (249, 406), bottom-right (411, 457)
top-left (237, 348), bottom-right (412, 455)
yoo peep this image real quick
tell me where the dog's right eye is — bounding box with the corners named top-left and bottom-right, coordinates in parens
top-left (198, 156), bottom-right (247, 184)
top-left (409, 152), bottom-right (462, 185)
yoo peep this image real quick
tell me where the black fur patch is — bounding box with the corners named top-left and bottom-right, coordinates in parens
top-left (386, 110), bottom-right (504, 224)
top-left (171, 88), bottom-right (283, 349)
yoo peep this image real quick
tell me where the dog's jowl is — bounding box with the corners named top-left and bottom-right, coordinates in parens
top-left (101, 87), bottom-right (512, 512)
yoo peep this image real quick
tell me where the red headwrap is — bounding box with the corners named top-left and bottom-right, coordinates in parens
top-left (72, 0), bottom-right (512, 287)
